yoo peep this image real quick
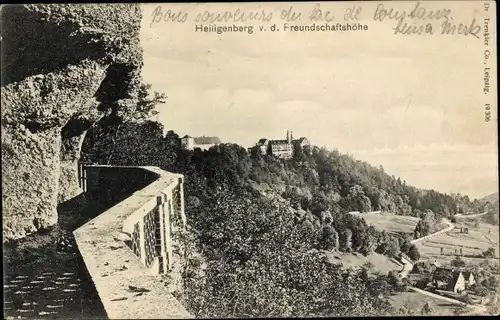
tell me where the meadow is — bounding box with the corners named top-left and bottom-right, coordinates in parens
top-left (351, 211), bottom-right (420, 236)
top-left (417, 217), bottom-right (499, 266)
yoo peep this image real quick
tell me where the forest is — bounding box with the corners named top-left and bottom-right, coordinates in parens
top-left (81, 85), bottom-right (496, 317)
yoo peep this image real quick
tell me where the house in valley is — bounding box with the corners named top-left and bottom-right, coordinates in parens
top-left (448, 271), bottom-right (466, 293)
top-left (462, 271), bottom-right (476, 287)
top-left (431, 268), bottom-right (469, 293)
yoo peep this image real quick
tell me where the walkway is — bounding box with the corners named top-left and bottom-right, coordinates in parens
top-left (3, 196), bottom-right (109, 319)
top-left (410, 219), bottom-right (455, 245)
top-left (3, 249), bottom-right (106, 319)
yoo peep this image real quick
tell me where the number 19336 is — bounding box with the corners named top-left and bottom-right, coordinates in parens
top-left (485, 103), bottom-right (491, 122)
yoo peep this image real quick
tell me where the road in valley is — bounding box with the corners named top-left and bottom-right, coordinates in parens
top-left (453, 212), bottom-right (488, 219)
top-left (350, 211), bottom-right (491, 314)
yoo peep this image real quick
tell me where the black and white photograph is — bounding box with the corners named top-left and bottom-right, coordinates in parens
top-left (2, 2), bottom-right (498, 318)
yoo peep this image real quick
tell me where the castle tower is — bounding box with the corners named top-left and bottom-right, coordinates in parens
top-left (286, 129), bottom-right (291, 143)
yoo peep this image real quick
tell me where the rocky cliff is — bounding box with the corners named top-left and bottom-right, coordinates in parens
top-left (1, 4), bottom-right (144, 241)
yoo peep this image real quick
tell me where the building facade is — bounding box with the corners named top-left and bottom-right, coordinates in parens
top-left (181, 135), bottom-right (221, 150)
top-left (462, 271), bottom-right (476, 287)
top-left (256, 130), bottom-right (309, 159)
top-left (449, 271), bottom-right (466, 293)
top-left (432, 268), bottom-right (468, 293)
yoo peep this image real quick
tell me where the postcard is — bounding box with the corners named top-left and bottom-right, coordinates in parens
top-left (1, 2), bottom-right (498, 319)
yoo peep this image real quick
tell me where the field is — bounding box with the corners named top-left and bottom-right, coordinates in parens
top-left (351, 212), bottom-right (420, 236)
top-left (387, 291), bottom-right (460, 316)
top-left (325, 251), bottom-right (402, 275)
top-left (417, 218), bottom-right (499, 266)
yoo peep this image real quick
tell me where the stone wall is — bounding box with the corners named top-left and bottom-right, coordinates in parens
top-left (73, 166), bottom-right (191, 319)
top-left (85, 166), bottom-right (160, 205)
top-left (1, 4), bottom-right (144, 241)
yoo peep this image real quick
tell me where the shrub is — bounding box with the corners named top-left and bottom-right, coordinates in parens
top-left (451, 256), bottom-right (466, 268)
top-left (421, 302), bottom-right (433, 315)
top-left (483, 247), bottom-right (496, 258)
top-left (407, 245), bottom-right (420, 261)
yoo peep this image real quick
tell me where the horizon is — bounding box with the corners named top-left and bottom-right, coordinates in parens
top-left (163, 127), bottom-right (497, 200)
top-left (140, 2), bottom-right (498, 200)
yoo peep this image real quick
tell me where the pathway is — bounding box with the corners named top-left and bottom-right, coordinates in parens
top-left (410, 218), bottom-right (455, 245)
top-left (453, 212), bottom-right (488, 219)
top-left (409, 287), bottom-right (488, 315)
top-left (3, 196), bottom-right (110, 319)
top-left (3, 236), bottom-right (107, 320)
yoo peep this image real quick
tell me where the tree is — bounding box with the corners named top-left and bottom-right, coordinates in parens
top-left (82, 82), bottom-right (168, 165)
top-left (360, 268), bottom-right (369, 282)
top-left (340, 229), bottom-right (353, 252)
top-left (383, 238), bottom-right (401, 258)
top-left (322, 225), bottom-right (339, 251)
top-left (451, 256), bottom-right (466, 268)
top-left (414, 230), bottom-right (421, 240)
top-left (483, 247), bottom-right (496, 258)
top-left (360, 196), bottom-right (372, 212)
top-left (387, 271), bottom-right (403, 291)
top-left (399, 236), bottom-right (412, 255)
top-left (117, 83), bottom-right (166, 123)
top-left (421, 302), bottom-right (433, 315)
top-left (183, 193), bottom-right (391, 318)
top-left (407, 245), bottom-right (420, 262)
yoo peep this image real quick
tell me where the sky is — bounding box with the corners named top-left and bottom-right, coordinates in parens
top-left (139, 1), bottom-right (498, 199)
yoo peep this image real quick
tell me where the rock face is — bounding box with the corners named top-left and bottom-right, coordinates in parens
top-left (1, 4), bottom-right (144, 241)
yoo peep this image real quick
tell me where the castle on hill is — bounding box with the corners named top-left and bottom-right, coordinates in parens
top-left (255, 130), bottom-right (309, 159)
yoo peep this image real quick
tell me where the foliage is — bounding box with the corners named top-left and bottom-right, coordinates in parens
top-left (483, 247), bottom-right (496, 258)
top-left (481, 195), bottom-right (499, 226)
top-left (469, 283), bottom-right (489, 297)
top-left (181, 188), bottom-right (393, 317)
top-left (117, 83), bottom-right (166, 123)
top-left (451, 256), bottom-right (466, 268)
top-left (81, 105), bottom-right (489, 317)
top-left (407, 245), bottom-right (420, 262)
top-left (421, 302), bottom-right (433, 315)
top-left (413, 210), bottom-right (442, 238)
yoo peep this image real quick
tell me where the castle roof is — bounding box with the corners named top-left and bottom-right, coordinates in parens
top-left (193, 136), bottom-right (221, 145)
top-left (182, 135), bottom-right (192, 138)
top-left (257, 138), bottom-right (268, 145)
top-left (270, 139), bottom-right (290, 145)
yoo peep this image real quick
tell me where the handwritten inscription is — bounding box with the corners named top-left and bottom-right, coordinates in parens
top-left (149, 2), bottom-right (483, 39)
top-left (373, 2), bottom-right (452, 22)
top-left (309, 4), bottom-right (335, 22)
top-left (194, 9), bottom-right (273, 23)
top-left (281, 6), bottom-right (301, 22)
top-left (151, 7), bottom-right (188, 24)
top-left (373, 2), bottom-right (481, 38)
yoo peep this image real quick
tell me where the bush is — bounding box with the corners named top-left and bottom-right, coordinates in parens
top-left (421, 302), bottom-right (433, 315)
top-left (470, 284), bottom-right (489, 297)
top-left (451, 256), bottom-right (466, 268)
top-left (407, 245), bottom-right (420, 261)
top-left (483, 247), bottom-right (496, 258)
top-left (457, 294), bottom-right (473, 304)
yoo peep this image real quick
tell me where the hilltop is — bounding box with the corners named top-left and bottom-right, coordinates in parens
top-left (480, 192), bottom-right (499, 204)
